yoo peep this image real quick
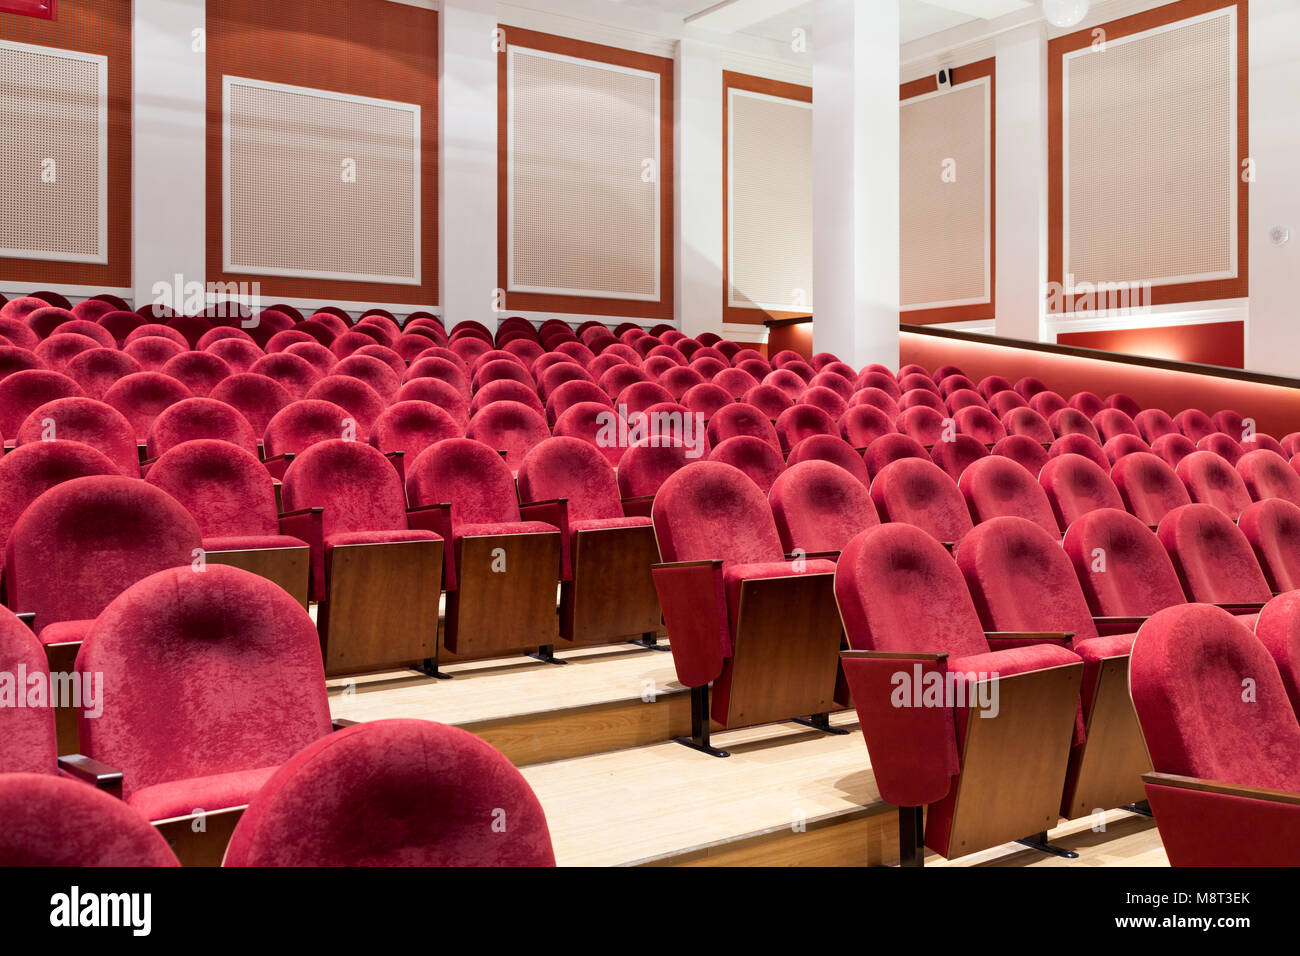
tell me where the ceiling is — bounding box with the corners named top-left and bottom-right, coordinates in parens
top-left (616, 0), bottom-right (1039, 45)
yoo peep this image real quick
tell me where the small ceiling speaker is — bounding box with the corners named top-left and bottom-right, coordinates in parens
top-left (1042, 0), bottom-right (1091, 28)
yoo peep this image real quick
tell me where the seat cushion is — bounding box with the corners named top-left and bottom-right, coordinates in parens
top-left (202, 534), bottom-right (308, 552)
top-left (126, 765), bottom-right (280, 822)
top-left (454, 521), bottom-right (558, 540)
top-left (325, 529), bottom-right (441, 551)
top-left (570, 516), bottom-right (653, 533)
top-left (948, 642), bottom-right (1082, 679)
top-left (37, 619), bottom-right (94, 647)
top-left (723, 559), bottom-right (837, 640)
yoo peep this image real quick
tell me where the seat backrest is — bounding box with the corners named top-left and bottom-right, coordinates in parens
top-left (956, 515), bottom-right (1099, 642)
top-left (0, 440), bottom-right (123, 558)
top-left (0, 369), bottom-right (84, 436)
top-left (1048, 432), bottom-right (1111, 472)
top-left (836, 522), bottom-right (989, 656)
top-left (145, 396), bottom-right (259, 459)
top-left (406, 437), bottom-right (520, 528)
top-left (1130, 604), bottom-right (1300, 791)
top-left (1103, 433), bottom-right (1151, 464)
top-left (839, 403), bottom-right (895, 448)
top-left (1238, 498), bottom-right (1300, 593)
top-left (1039, 453), bottom-right (1124, 531)
top-left (953, 405), bottom-right (1005, 445)
top-left (1157, 503), bottom-right (1271, 604)
top-left (1002, 406), bottom-right (1054, 443)
top-left (990, 434), bottom-right (1049, 477)
top-left (6, 475), bottom-right (201, 631)
top-left (863, 432), bottom-right (930, 480)
top-left (870, 457), bottom-right (973, 545)
top-left (1254, 592), bottom-right (1300, 719)
top-left (281, 439), bottom-right (409, 536)
top-left (1135, 408), bottom-right (1177, 443)
top-left (929, 434), bottom-right (989, 482)
top-left (1093, 408), bottom-right (1140, 443)
top-left (707, 435), bottom-right (785, 493)
top-left (1176, 450), bottom-right (1253, 520)
top-left (303, 375), bottom-right (385, 438)
top-left (958, 455), bottom-right (1059, 536)
top-left (616, 438), bottom-right (695, 499)
top-left (786, 434), bottom-right (870, 486)
top-left (706, 402), bottom-right (781, 451)
top-left (774, 404), bottom-right (837, 452)
top-left (896, 405), bottom-right (945, 445)
top-left (0, 773), bottom-right (180, 866)
top-left (1237, 448), bottom-right (1300, 506)
top-left (15, 396), bottom-right (139, 475)
top-left (1173, 408), bottom-right (1216, 443)
top-left (652, 461), bottom-right (783, 565)
top-left (517, 437), bottom-right (622, 521)
top-left (1062, 508), bottom-right (1185, 616)
top-left (146, 439), bottom-right (281, 537)
top-left (263, 399), bottom-right (355, 456)
top-left (0, 608), bottom-right (57, 774)
top-left (103, 370), bottom-right (194, 440)
top-left (1151, 432), bottom-right (1198, 470)
top-left (222, 719), bottom-right (555, 866)
top-left (368, 401), bottom-right (462, 459)
top-left (770, 460), bottom-right (878, 554)
top-left (77, 565), bottom-right (332, 797)
top-left (466, 400), bottom-right (550, 471)
top-left (1048, 407), bottom-right (1100, 443)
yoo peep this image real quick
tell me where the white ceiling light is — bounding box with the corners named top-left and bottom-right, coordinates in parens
top-left (1041, 0), bottom-right (1090, 28)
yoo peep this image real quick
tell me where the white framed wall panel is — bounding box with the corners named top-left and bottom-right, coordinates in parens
top-left (1062, 6), bottom-right (1237, 289)
top-left (506, 45), bottom-right (661, 301)
top-left (0, 39), bottom-right (108, 265)
top-left (899, 75), bottom-right (991, 311)
top-left (726, 87), bottom-right (813, 313)
top-left (222, 75), bottom-right (421, 285)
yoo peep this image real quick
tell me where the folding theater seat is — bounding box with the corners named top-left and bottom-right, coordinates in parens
top-left (15, 397), bottom-right (139, 476)
top-left (706, 402), bottom-right (781, 451)
top-left (977, 375), bottom-right (1014, 400)
top-left (467, 400), bottom-right (552, 473)
top-left (786, 434), bottom-right (870, 485)
top-left (1238, 499), bottom-right (1300, 593)
top-left (1129, 604), bottom-right (1300, 866)
top-left (74, 565), bottom-right (334, 863)
top-left (0, 774), bottom-right (180, 867)
top-left (34, 332), bottom-right (102, 374)
top-left (262, 399), bottom-right (356, 458)
top-left (249, 352), bottom-right (321, 399)
top-left (616, 439), bottom-right (697, 516)
top-left (1049, 407), bottom-right (1100, 443)
top-left (936, 373), bottom-right (977, 398)
top-left (1197, 432), bottom-right (1244, 466)
top-left (1001, 406), bottom-right (1054, 444)
top-left (1048, 432), bottom-right (1111, 473)
top-left (281, 440), bottom-right (444, 675)
top-left (839, 403), bottom-right (894, 449)
top-left (945, 389), bottom-right (987, 415)
top-left (991, 434), bottom-right (1049, 476)
top-left (1133, 408), bottom-right (1176, 443)
top-left (1029, 390), bottom-right (1068, 418)
top-left (1110, 451), bottom-right (1192, 527)
top-left (517, 437), bottom-right (662, 648)
top-left (650, 462), bottom-right (842, 752)
top-left (368, 401), bottom-right (461, 461)
top-left (1103, 433), bottom-right (1150, 464)
top-left (123, 335), bottom-right (185, 372)
top-left (395, 379), bottom-right (470, 431)
top-left (930, 434), bottom-right (988, 481)
top-left (161, 350), bottom-right (232, 397)
top-left (953, 405), bottom-right (1006, 445)
top-left (959, 515), bottom-right (1153, 820)
top-left (204, 336), bottom-right (263, 374)
top-left (1173, 408), bottom-right (1216, 443)
top-left (838, 522), bottom-right (1084, 863)
top-left (1039, 453), bottom-right (1124, 531)
top-left (0, 344), bottom-right (43, 381)
top-left (714, 368), bottom-right (761, 401)
top-left (987, 390), bottom-right (1027, 418)
top-left (775, 404), bottom-right (837, 453)
top-left (1068, 391), bottom-right (1105, 418)
top-left (1093, 408), bottom-right (1140, 444)
top-left (862, 433), bottom-right (930, 481)
top-left (406, 355), bottom-right (470, 397)
top-left (708, 435), bottom-right (785, 493)
top-left (0, 369), bottom-right (84, 437)
top-left (1157, 503), bottom-right (1272, 614)
top-left (144, 396), bottom-right (260, 463)
top-left (1240, 431), bottom-right (1287, 458)
top-left (958, 455), bottom-right (1059, 536)
top-left (469, 379), bottom-right (545, 417)
top-left (103, 371), bottom-right (193, 442)
top-left (405, 438), bottom-right (561, 660)
top-left (1255, 592), bottom-right (1300, 716)
top-left (1176, 450), bottom-right (1252, 520)
top-left (897, 405), bottom-right (945, 446)
top-left (1151, 431), bottom-right (1197, 470)
top-left (146, 440), bottom-right (311, 606)
top-left (847, 385), bottom-right (899, 418)
top-left (304, 375), bottom-right (386, 439)
top-left (855, 370), bottom-right (901, 399)
top-left (870, 458), bottom-right (973, 547)
top-left (770, 460), bottom-right (879, 553)
top-left (1237, 448), bottom-right (1300, 506)
top-left (897, 388), bottom-right (944, 415)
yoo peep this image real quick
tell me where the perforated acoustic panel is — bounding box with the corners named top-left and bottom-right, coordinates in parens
top-left (900, 78), bottom-right (989, 310)
top-left (507, 47), bottom-right (660, 300)
top-left (1064, 7), bottom-right (1236, 288)
top-left (728, 89), bottom-right (813, 312)
top-left (223, 76), bottom-right (420, 285)
top-left (0, 39), bottom-right (107, 264)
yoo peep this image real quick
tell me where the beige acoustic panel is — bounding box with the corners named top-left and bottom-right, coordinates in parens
top-left (223, 76), bottom-right (420, 285)
top-left (1064, 8), bottom-right (1236, 288)
top-left (0, 40), bottom-right (107, 264)
top-left (900, 78), bottom-right (989, 310)
top-left (728, 89), bottom-right (813, 312)
top-left (508, 47), bottom-right (660, 300)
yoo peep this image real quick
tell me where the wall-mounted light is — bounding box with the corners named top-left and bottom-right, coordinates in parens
top-left (1042, 0), bottom-right (1091, 29)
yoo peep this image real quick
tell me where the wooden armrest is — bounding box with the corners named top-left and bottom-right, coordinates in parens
top-left (58, 754), bottom-right (124, 795)
top-left (1092, 615), bottom-right (1148, 628)
top-left (621, 494), bottom-right (655, 506)
top-left (652, 559), bottom-right (723, 571)
top-left (984, 631), bottom-right (1075, 642)
top-left (841, 649), bottom-right (950, 663)
top-left (17, 611), bottom-right (35, 631)
top-left (262, 452), bottom-right (295, 464)
top-left (1214, 602), bottom-right (1267, 612)
top-left (1142, 772), bottom-right (1300, 807)
top-left (785, 550), bottom-right (841, 561)
top-left (278, 506), bottom-right (323, 519)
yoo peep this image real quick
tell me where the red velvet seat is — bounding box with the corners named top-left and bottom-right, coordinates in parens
top-left (740, 383), bottom-right (793, 420)
top-left (863, 432), bottom-right (930, 480)
top-left (1173, 408), bottom-right (1216, 442)
top-left (1068, 391), bottom-right (1105, 418)
top-left (1176, 450), bottom-right (1252, 520)
top-left (518, 437), bottom-right (661, 647)
top-left (405, 438), bottom-right (560, 660)
top-left (1039, 453), bottom-right (1124, 531)
top-left (248, 352), bottom-right (321, 399)
top-left (896, 405), bottom-right (945, 445)
top-left (706, 402), bottom-right (780, 451)
top-left (160, 350), bottom-right (232, 397)
top-left (958, 455), bottom-right (1058, 536)
top-left (467, 400), bottom-right (551, 473)
top-left (838, 522), bottom-right (1084, 862)
top-left (1111, 451), bottom-right (1192, 527)
top-left (14, 397), bottom-right (139, 476)
top-left (775, 403), bottom-right (837, 453)
top-left (304, 375), bottom-right (385, 438)
top-left (469, 378), bottom-right (546, 418)
top-left (1130, 604), bottom-right (1300, 865)
top-left (651, 461), bottom-right (841, 748)
top-left (0, 606), bottom-right (60, 775)
top-left (763, 368), bottom-right (807, 401)
top-left (1255, 592), bottom-right (1300, 717)
top-left (1150, 431), bottom-right (1198, 470)
top-left (958, 514), bottom-right (1149, 819)
top-left (1001, 406), bottom-right (1054, 444)
top-left (1238, 498), bottom-right (1300, 593)
top-left (1103, 433), bottom-right (1150, 464)
top-left (714, 368), bottom-right (761, 402)
top-left (616, 439), bottom-right (697, 512)
top-left (839, 403), bottom-right (895, 449)
top-left (0, 774), bottom-right (179, 866)
top-left (1092, 408), bottom-right (1140, 443)
top-left (897, 388), bottom-right (944, 414)
top-left (368, 400), bottom-right (461, 461)
top-left (708, 435), bottom-right (785, 493)
top-left (1048, 407), bottom-right (1100, 443)
top-left (977, 375), bottom-right (1013, 400)
top-left (770, 460), bottom-right (878, 553)
top-left (263, 399), bottom-right (356, 456)
top-left (786, 434), bottom-right (870, 486)
top-left (1048, 432), bottom-right (1111, 472)
top-left (847, 385), bottom-right (900, 419)
top-left (944, 388), bottom-right (987, 415)
top-left (405, 355), bottom-right (470, 397)
top-left (551, 400), bottom-right (626, 469)
top-left (0, 369), bottom-right (84, 437)
top-left (222, 719), bottom-right (554, 866)
top-left (1157, 503), bottom-right (1271, 612)
top-left (1196, 431), bottom-right (1244, 465)
top-left (7, 475), bottom-right (201, 660)
top-left (146, 439), bottom-right (310, 606)
top-left (34, 332), bottom-right (102, 373)
top-left (144, 396), bottom-right (260, 461)
top-left (1237, 448), bottom-right (1300, 506)
top-left (75, 565), bottom-right (332, 849)
top-left (991, 434), bottom-right (1050, 476)
top-left (1029, 390), bottom-right (1068, 418)
top-left (123, 335), bottom-right (186, 372)
top-left (545, 379), bottom-right (611, 425)
top-left (929, 434), bottom-right (989, 481)
top-left (870, 457), bottom-right (973, 547)
top-left (987, 390), bottom-right (1027, 418)
top-left (1134, 408), bottom-right (1177, 443)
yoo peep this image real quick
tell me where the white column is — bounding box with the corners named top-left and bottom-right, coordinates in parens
top-left (132, 0), bottom-right (207, 309)
top-left (440, 0), bottom-right (498, 331)
top-left (994, 21), bottom-right (1049, 342)
top-left (674, 39), bottom-right (723, 340)
top-left (811, 0), bottom-right (899, 370)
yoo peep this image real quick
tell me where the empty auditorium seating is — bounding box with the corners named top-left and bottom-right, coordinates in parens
top-left (1130, 604), bottom-right (1300, 865)
top-left (651, 462), bottom-right (841, 753)
top-left (144, 397), bottom-right (260, 461)
top-left (770, 460), bottom-right (879, 553)
top-left (708, 435), bottom-right (785, 493)
top-left (1111, 452), bottom-right (1192, 526)
top-left (1039, 453), bottom-right (1124, 531)
top-left (1239, 498), bottom-right (1300, 593)
top-left (1157, 504), bottom-right (1272, 612)
top-left (958, 455), bottom-right (1059, 535)
top-left (1176, 450), bottom-right (1253, 520)
top-left (870, 457), bottom-right (972, 547)
top-left (837, 522), bottom-right (1084, 863)
top-left (15, 397), bottom-right (140, 476)
top-left (786, 433), bottom-right (870, 485)
top-left (1255, 592), bottom-right (1300, 716)
top-left (1238, 448), bottom-right (1300, 506)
